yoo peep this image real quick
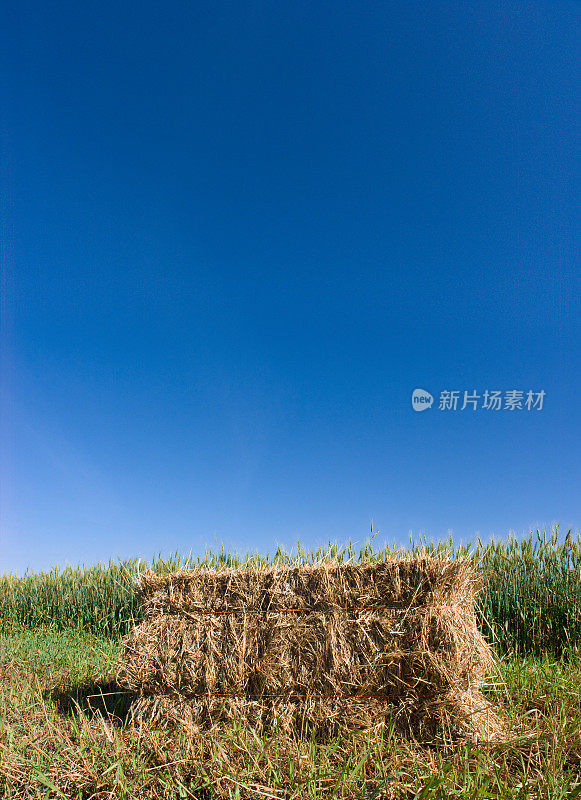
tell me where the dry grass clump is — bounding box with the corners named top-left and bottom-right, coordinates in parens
top-left (117, 557), bottom-right (502, 743)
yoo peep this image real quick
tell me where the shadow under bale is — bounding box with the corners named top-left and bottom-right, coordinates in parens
top-left (47, 677), bottom-right (135, 724)
top-left (117, 557), bottom-right (503, 744)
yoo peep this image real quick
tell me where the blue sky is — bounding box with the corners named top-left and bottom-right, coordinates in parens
top-left (1, 1), bottom-right (579, 575)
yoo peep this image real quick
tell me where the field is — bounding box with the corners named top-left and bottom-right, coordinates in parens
top-left (1, 528), bottom-right (580, 799)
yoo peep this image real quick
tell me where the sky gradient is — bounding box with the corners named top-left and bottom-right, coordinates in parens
top-left (1, 1), bottom-right (579, 575)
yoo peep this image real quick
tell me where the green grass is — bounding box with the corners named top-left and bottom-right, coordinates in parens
top-left (475, 528), bottom-right (581, 659)
top-left (0, 627), bottom-right (580, 798)
top-left (1, 527), bottom-right (580, 657)
top-left (0, 625), bottom-right (119, 677)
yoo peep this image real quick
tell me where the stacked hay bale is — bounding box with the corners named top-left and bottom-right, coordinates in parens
top-left (117, 558), bottom-right (502, 743)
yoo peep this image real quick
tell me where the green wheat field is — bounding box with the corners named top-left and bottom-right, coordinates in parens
top-left (1, 527), bottom-right (580, 799)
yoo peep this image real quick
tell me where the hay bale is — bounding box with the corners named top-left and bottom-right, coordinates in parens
top-left (117, 557), bottom-right (502, 743)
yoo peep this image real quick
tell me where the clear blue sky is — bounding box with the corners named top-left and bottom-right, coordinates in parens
top-left (1, 1), bottom-right (579, 575)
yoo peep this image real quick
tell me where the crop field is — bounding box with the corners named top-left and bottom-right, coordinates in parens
top-left (0, 527), bottom-right (580, 799)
